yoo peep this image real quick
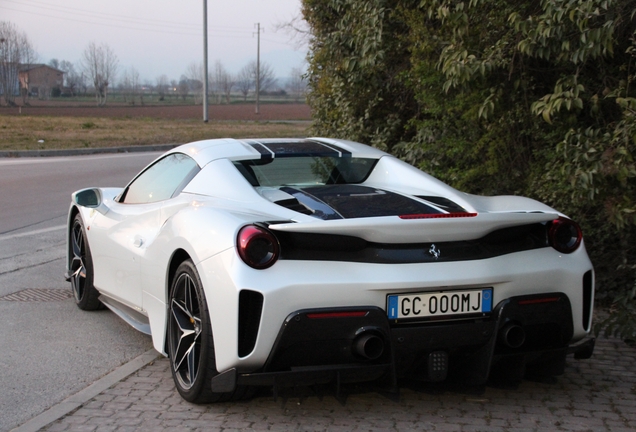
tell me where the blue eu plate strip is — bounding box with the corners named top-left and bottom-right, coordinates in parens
top-left (388, 295), bottom-right (398, 319)
top-left (482, 289), bottom-right (492, 312)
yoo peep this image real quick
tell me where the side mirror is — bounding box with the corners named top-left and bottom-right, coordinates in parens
top-left (73, 188), bottom-right (108, 214)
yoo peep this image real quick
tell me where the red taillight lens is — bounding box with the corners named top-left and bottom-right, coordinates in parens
top-left (237, 225), bottom-right (280, 269)
top-left (548, 217), bottom-right (582, 254)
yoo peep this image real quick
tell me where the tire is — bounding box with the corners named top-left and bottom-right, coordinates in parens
top-left (69, 213), bottom-right (102, 310)
top-left (167, 260), bottom-right (251, 403)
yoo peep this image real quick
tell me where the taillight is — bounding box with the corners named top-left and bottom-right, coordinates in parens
top-left (548, 217), bottom-right (582, 254)
top-left (237, 225), bottom-right (280, 269)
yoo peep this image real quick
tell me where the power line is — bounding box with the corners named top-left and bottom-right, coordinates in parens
top-left (5, 0), bottom-right (254, 33)
top-left (1, 3), bottom-right (265, 38)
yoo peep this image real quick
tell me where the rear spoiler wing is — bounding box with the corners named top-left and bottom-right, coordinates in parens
top-left (269, 212), bottom-right (559, 243)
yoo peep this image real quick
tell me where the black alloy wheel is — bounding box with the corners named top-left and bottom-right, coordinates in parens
top-left (167, 260), bottom-right (252, 403)
top-left (69, 214), bottom-right (102, 310)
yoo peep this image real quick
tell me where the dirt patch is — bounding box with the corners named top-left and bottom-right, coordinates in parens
top-left (0, 103), bottom-right (311, 121)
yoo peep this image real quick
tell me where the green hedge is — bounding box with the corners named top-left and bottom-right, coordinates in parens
top-left (303, 0), bottom-right (636, 340)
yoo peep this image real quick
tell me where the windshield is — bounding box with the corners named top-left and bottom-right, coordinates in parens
top-left (233, 157), bottom-right (377, 187)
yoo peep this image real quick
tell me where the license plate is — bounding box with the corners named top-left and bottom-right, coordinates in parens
top-left (387, 288), bottom-right (492, 320)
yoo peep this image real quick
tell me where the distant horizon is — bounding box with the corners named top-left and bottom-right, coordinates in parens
top-left (2, 0), bottom-right (308, 84)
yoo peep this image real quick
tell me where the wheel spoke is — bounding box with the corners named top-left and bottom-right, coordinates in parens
top-left (72, 225), bottom-right (83, 259)
top-left (70, 222), bottom-right (86, 302)
top-left (70, 264), bottom-right (85, 301)
top-left (169, 273), bottom-right (203, 389)
top-left (187, 342), bottom-right (198, 384)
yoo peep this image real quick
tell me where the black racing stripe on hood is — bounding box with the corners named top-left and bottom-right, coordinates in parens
top-left (287, 185), bottom-right (443, 219)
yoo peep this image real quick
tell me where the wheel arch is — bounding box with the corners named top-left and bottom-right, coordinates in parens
top-left (167, 248), bottom-right (192, 297)
top-left (161, 248), bottom-right (193, 353)
top-left (66, 205), bottom-right (81, 274)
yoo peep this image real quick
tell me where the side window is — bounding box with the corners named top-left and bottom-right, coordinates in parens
top-left (121, 153), bottom-right (199, 204)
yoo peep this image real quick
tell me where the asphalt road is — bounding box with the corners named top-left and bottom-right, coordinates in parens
top-left (0, 153), bottom-right (161, 431)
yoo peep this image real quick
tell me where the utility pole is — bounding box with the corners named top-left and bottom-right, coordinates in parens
top-left (202, 0), bottom-right (209, 122)
top-left (254, 23), bottom-right (261, 114)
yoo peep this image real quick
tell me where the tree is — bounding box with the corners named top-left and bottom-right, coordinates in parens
top-left (185, 62), bottom-right (204, 104)
top-left (302, 0), bottom-right (636, 340)
top-left (274, 12), bottom-right (311, 50)
top-left (302, 0), bottom-right (415, 149)
top-left (213, 60), bottom-right (235, 104)
top-left (48, 58), bottom-right (60, 69)
top-left (59, 60), bottom-right (81, 96)
top-left (19, 33), bottom-right (37, 103)
top-left (247, 60), bottom-right (277, 94)
top-left (119, 68), bottom-right (132, 103)
top-left (287, 66), bottom-right (307, 102)
top-left (170, 79), bottom-right (178, 99)
top-left (0, 21), bottom-right (38, 105)
top-left (236, 64), bottom-right (252, 101)
top-left (156, 74), bottom-right (169, 101)
top-left (177, 75), bottom-right (189, 101)
top-left (80, 42), bottom-right (118, 106)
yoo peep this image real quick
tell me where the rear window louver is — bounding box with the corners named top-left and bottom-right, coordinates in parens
top-left (274, 198), bottom-right (313, 215)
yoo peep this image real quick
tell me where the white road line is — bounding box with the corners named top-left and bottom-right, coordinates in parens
top-left (0, 225), bottom-right (66, 241)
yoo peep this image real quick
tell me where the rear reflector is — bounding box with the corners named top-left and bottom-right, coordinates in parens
top-left (518, 297), bottom-right (560, 305)
top-left (400, 213), bottom-right (478, 219)
top-left (306, 311), bottom-right (368, 319)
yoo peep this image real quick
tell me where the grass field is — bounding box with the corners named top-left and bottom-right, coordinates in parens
top-left (0, 104), bottom-right (312, 151)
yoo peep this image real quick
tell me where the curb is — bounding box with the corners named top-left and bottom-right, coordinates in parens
top-left (0, 144), bottom-right (179, 158)
top-left (11, 349), bottom-right (161, 432)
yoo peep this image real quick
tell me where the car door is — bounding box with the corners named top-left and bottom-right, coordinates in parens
top-left (89, 153), bottom-right (200, 309)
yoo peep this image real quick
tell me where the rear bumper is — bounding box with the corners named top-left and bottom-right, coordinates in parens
top-left (212, 292), bottom-right (595, 392)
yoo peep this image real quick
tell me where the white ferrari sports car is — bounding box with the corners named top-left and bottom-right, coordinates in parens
top-left (66, 138), bottom-right (595, 403)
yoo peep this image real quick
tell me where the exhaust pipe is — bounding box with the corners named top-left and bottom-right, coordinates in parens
top-left (353, 333), bottom-right (384, 360)
top-left (499, 323), bottom-right (526, 348)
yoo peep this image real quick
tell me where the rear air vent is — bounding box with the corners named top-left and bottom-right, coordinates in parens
top-left (238, 290), bottom-right (264, 357)
top-left (582, 271), bottom-right (593, 331)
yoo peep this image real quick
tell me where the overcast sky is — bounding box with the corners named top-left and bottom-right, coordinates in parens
top-left (2, 0), bottom-right (308, 83)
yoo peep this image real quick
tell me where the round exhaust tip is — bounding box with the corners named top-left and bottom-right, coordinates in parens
top-left (353, 333), bottom-right (384, 360)
top-left (499, 323), bottom-right (526, 348)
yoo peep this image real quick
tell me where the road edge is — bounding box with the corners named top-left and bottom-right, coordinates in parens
top-left (11, 349), bottom-right (161, 432)
top-left (0, 144), bottom-right (178, 158)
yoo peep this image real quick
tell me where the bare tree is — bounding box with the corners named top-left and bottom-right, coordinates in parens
top-left (274, 13), bottom-right (311, 50)
top-left (118, 66), bottom-right (142, 104)
top-left (0, 21), bottom-right (38, 105)
top-left (119, 68), bottom-right (132, 103)
top-left (156, 74), bottom-right (169, 101)
top-left (286, 66), bottom-right (307, 102)
top-left (170, 79), bottom-right (178, 99)
top-left (59, 60), bottom-right (81, 96)
top-left (185, 62), bottom-right (204, 104)
top-left (177, 75), bottom-right (189, 101)
top-left (81, 42), bottom-right (118, 106)
top-left (213, 60), bottom-right (234, 104)
top-left (247, 60), bottom-right (277, 95)
top-left (143, 79), bottom-right (154, 102)
top-left (48, 58), bottom-right (60, 69)
top-left (236, 64), bottom-right (252, 101)
top-left (19, 33), bottom-right (37, 103)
